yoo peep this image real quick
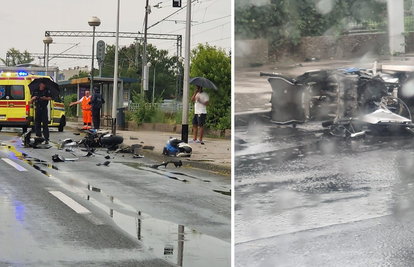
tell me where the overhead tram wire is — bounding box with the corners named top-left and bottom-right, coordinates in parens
top-left (49, 42), bottom-right (81, 61)
top-left (164, 16), bottom-right (231, 35)
top-left (147, 0), bottom-right (221, 31)
top-left (147, 0), bottom-right (195, 30)
top-left (192, 21), bottom-right (231, 36)
top-left (190, 36), bottom-right (231, 47)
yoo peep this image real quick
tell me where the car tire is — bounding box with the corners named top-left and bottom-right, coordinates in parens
top-left (58, 116), bottom-right (66, 132)
top-left (0, 127), bottom-right (2, 132)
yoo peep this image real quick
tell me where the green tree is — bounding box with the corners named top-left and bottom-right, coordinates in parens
top-left (235, 0), bottom-right (387, 49)
top-left (0, 48), bottom-right (34, 66)
top-left (190, 44), bottom-right (231, 130)
top-left (68, 70), bottom-right (90, 80)
top-left (146, 45), bottom-right (179, 100)
top-left (101, 43), bottom-right (179, 101)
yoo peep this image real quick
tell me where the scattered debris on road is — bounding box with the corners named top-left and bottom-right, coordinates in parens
top-left (150, 160), bottom-right (183, 169)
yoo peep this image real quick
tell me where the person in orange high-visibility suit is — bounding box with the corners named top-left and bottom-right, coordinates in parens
top-left (69, 90), bottom-right (92, 129)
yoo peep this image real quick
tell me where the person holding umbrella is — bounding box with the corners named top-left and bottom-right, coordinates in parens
top-left (69, 91), bottom-right (92, 129)
top-left (190, 85), bottom-right (209, 143)
top-left (30, 80), bottom-right (52, 144)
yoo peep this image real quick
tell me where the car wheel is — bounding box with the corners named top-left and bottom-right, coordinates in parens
top-left (58, 116), bottom-right (66, 132)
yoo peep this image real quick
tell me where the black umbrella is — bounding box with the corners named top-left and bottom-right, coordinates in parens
top-left (189, 77), bottom-right (218, 90)
top-left (28, 78), bottom-right (60, 99)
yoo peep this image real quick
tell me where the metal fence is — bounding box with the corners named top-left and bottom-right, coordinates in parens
top-left (129, 102), bottom-right (192, 113)
top-left (345, 15), bottom-right (414, 34)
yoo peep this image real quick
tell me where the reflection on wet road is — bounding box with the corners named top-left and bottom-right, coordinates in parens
top-left (86, 185), bottom-right (230, 267)
top-left (235, 122), bottom-right (414, 266)
top-left (1, 142), bottom-right (230, 267)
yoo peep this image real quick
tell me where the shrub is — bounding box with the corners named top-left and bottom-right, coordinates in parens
top-left (64, 94), bottom-right (78, 118)
top-left (130, 91), bottom-right (158, 125)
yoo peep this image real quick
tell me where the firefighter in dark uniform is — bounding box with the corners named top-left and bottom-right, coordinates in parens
top-left (30, 80), bottom-right (51, 144)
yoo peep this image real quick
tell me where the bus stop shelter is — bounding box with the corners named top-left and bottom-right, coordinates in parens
top-left (58, 76), bottom-right (137, 127)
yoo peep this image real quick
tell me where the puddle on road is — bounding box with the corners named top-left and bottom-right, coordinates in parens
top-left (2, 144), bottom-right (230, 266)
top-left (86, 185), bottom-right (230, 267)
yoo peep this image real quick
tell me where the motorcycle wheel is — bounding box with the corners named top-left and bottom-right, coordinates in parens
top-left (100, 135), bottom-right (124, 146)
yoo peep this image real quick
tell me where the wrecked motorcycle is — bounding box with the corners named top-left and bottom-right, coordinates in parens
top-left (78, 129), bottom-right (124, 149)
top-left (322, 72), bottom-right (414, 138)
top-left (163, 137), bottom-right (192, 157)
top-left (21, 129), bottom-right (46, 148)
top-left (323, 97), bottom-right (414, 139)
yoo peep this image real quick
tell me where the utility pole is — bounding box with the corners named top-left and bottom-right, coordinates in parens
top-left (141, 0), bottom-right (150, 95)
top-left (181, 0), bottom-right (191, 143)
top-left (112, 0), bottom-right (120, 134)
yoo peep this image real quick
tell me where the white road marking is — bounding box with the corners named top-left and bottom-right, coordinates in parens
top-left (49, 191), bottom-right (91, 214)
top-left (2, 158), bottom-right (27, 171)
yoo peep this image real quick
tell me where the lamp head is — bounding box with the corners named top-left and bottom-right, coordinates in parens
top-left (88, 16), bottom-right (101, 27)
top-left (43, 36), bottom-right (53, 44)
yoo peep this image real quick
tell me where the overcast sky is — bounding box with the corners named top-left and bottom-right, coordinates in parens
top-left (0, 0), bottom-right (231, 70)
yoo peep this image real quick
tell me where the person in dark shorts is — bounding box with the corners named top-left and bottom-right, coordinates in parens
top-left (190, 85), bottom-right (209, 143)
top-left (30, 80), bottom-right (51, 144)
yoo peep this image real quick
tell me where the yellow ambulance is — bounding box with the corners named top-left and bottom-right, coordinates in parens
top-left (0, 71), bottom-right (66, 132)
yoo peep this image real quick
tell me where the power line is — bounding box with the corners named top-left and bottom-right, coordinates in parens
top-left (164, 15), bottom-right (231, 35)
top-left (198, 15), bottom-right (230, 25)
top-left (147, 0), bottom-right (197, 30)
top-left (201, 0), bottom-right (221, 11)
top-left (192, 21), bottom-right (230, 36)
top-left (148, 0), bottom-right (224, 31)
top-left (190, 36), bottom-right (230, 47)
top-left (165, 15), bottom-right (230, 28)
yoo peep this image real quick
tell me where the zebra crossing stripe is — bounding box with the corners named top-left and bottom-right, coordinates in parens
top-left (49, 191), bottom-right (91, 214)
top-left (2, 158), bottom-right (27, 171)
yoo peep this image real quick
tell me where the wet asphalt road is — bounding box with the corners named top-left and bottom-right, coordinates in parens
top-left (0, 128), bottom-right (231, 267)
top-left (235, 121), bottom-right (414, 267)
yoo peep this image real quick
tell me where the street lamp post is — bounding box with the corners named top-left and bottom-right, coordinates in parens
top-left (43, 36), bottom-right (53, 75)
top-left (88, 16), bottom-right (101, 91)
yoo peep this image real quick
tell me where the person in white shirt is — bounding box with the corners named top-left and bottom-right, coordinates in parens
top-left (190, 85), bottom-right (209, 143)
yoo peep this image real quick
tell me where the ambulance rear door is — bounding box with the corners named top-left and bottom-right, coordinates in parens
top-left (0, 78), bottom-right (28, 124)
